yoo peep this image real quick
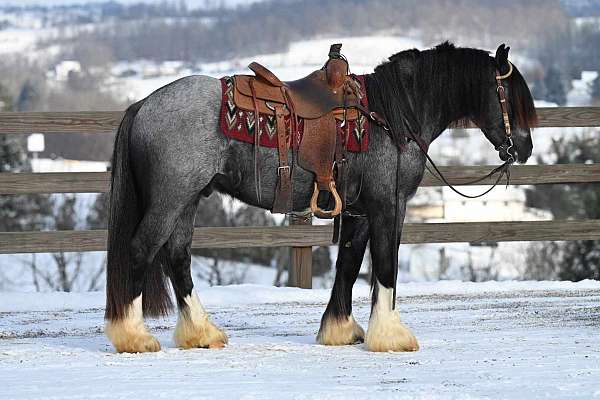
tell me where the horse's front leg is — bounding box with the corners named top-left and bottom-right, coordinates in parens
top-left (365, 200), bottom-right (419, 352)
top-left (317, 216), bottom-right (369, 345)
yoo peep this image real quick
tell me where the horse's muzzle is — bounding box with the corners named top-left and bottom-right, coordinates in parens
top-left (496, 139), bottom-right (516, 163)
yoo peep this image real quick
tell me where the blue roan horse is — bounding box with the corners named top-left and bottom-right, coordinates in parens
top-left (105, 42), bottom-right (537, 353)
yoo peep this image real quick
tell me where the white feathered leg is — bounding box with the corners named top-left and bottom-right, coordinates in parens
top-left (105, 295), bottom-right (161, 353)
top-left (365, 280), bottom-right (419, 352)
top-left (174, 290), bottom-right (228, 349)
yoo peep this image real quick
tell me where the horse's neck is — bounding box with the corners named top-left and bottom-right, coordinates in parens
top-left (366, 53), bottom-right (488, 146)
top-left (416, 68), bottom-right (486, 145)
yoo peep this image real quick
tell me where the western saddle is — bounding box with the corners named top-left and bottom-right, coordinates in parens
top-left (232, 44), bottom-right (364, 218)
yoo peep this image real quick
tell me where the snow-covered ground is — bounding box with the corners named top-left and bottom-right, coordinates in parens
top-left (1, 281), bottom-right (599, 399)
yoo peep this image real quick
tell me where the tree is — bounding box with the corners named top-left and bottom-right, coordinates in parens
top-left (530, 77), bottom-right (547, 102)
top-left (87, 193), bottom-right (108, 229)
top-left (193, 194), bottom-right (281, 268)
top-left (0, 136), bottom-right (54, 233)
top-left (524, 132), bottom-right (600, 280)
top-left (0, 83), bottom-right (13, 111)
top-left (16, 80), bottom-right (41, 111)
top-left (24, 194), bottom-right (107, 292)
top-left (51, 196), bottom-right (82, 292)
top-left (0, 83), bottom-right (53, 233)
top-left (592, 73), bottom-right (600, 104)
top-left (544, 66), bottom-right (567, 106)
top-left (312, 246), bottom-right (332, 277)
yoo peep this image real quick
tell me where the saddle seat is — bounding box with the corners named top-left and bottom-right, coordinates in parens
top-left (234, 62), bottom-right (361, 120)
top-left (231, 44), bottom-right (364, 218)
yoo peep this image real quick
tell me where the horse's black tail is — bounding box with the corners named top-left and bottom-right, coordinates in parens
top-left (105, 99), bottom-right (173, 321)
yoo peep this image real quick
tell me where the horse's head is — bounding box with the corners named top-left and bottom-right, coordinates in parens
top-left (476, 44), bottom-right (537, 164)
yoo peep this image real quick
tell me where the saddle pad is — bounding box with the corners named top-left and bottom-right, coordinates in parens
top-left (219, 75), bottom-right (369, 153)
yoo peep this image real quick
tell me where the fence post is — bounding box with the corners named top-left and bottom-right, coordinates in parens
top-left (289, 211), bottom-right (312, 288)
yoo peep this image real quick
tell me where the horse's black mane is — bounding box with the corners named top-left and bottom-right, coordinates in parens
top-left (365, 41), bottom-right (537, 147)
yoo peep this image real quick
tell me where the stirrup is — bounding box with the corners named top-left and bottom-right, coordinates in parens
top-left (310, 181), bottom-right (342, 219)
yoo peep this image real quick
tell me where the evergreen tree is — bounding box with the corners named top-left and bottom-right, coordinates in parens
top-left (530, 78), bottom-right (547, 101)
top-left (0, 83), bottom-right (52, 232)
top-left (192, 194), bottom-right (281, 267)
top-left (312, 246), bottom-right (332, 277)
top-left (0, 83), bottom-right (13, 112)
top-left (16, 80), bottom-right (40, 112)
top-left (87, 193), bottom-right (108, 229)
top-left (525, 133), bottom-right (600, 280)
top-left (592, 73), bottom-right (600, 104)
top-left (544, 66), bottom-right (567, 106)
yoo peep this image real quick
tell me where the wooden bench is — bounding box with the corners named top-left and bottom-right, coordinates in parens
top-left (232, 44), bottom-right (363, 218)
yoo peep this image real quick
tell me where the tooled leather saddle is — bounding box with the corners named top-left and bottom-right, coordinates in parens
top-left (232, 44), bottom-right (365, 218)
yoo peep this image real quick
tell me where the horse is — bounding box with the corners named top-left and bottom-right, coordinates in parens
top-left (104, 42), bottom-right (537, 353)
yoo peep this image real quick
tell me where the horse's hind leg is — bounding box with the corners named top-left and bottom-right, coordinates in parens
top-left (317, 216), bottom-right (369, 345)
top-left (164, 196), bottom-right (228, 349)
top-left (105, 197), bottom-right (188, 353)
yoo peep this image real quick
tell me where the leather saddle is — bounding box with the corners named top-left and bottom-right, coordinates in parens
top-left (232, 44), bottom-right (363, 218)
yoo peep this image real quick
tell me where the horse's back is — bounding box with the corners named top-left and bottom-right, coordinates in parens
top-left (129, 75), bottom-right (226, 197)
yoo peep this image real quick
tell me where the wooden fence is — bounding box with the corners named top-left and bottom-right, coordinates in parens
top-left (1, 107), bottom-right (600, 288)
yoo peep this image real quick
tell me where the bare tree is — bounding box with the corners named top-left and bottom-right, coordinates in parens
top-left (194, 257), bottom-right (249, 286)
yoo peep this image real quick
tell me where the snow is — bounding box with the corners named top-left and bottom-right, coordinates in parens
top-left (199, 36), bottom-right (423, 77)
top-left (110, 35), bottom-right (423, 101)
top-left (0, 28), bottom-right (39, 54)
top-left (1, 281), bottom-right (600, 399)
top-left (2, 280), bottom-right (599, 312)
top-left (567, 70), bottom-right (598, 106)
top-left (0, 252), bottom-right (284, 292)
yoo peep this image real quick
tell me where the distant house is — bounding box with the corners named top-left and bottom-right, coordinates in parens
top-left (31, 157), bottom-right (108, 173)
top-left (408, 185), bottom-right (550, 223)
top-left (50, 60), bottom-right (82, 82)
top-left (441, 186), bottom-right (550, 222)
top-left (38, 132), bottom-right (115, 163)
top-left (403, 185), bottom-right (550, 281)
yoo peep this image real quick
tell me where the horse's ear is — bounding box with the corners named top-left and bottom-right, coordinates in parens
top-left (495, 44), bottom-right (510, 71)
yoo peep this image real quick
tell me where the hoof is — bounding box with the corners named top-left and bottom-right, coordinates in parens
top-left (174, 315), bottom-right (228, 350)
top-left (317, 315), bottom-right (365, 346)
top-left (105, 295), bottom-right (161, 353)
top-left (115, 334), bottom-right (161, 353)
top-left (105, 321), bottom-right (161, 353)
top-left (365, 310), bottom-right (419, 352)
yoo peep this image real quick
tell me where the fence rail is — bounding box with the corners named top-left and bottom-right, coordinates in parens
top-left (2, 164), bottom-right (600, 194)
top-left (1, 106), bottom-right (599, 288)
top-left (2, 220), bottom-right (600, 255)
top-left (0, 107), bottom-right (599, 134)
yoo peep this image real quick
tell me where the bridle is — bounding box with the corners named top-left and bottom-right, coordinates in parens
top-left (365, 61), bottom-right (518, 200)
top-left (494, 61), bottom-right (515, 164)
top-left (424, 61), bottom-right (517, 198)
